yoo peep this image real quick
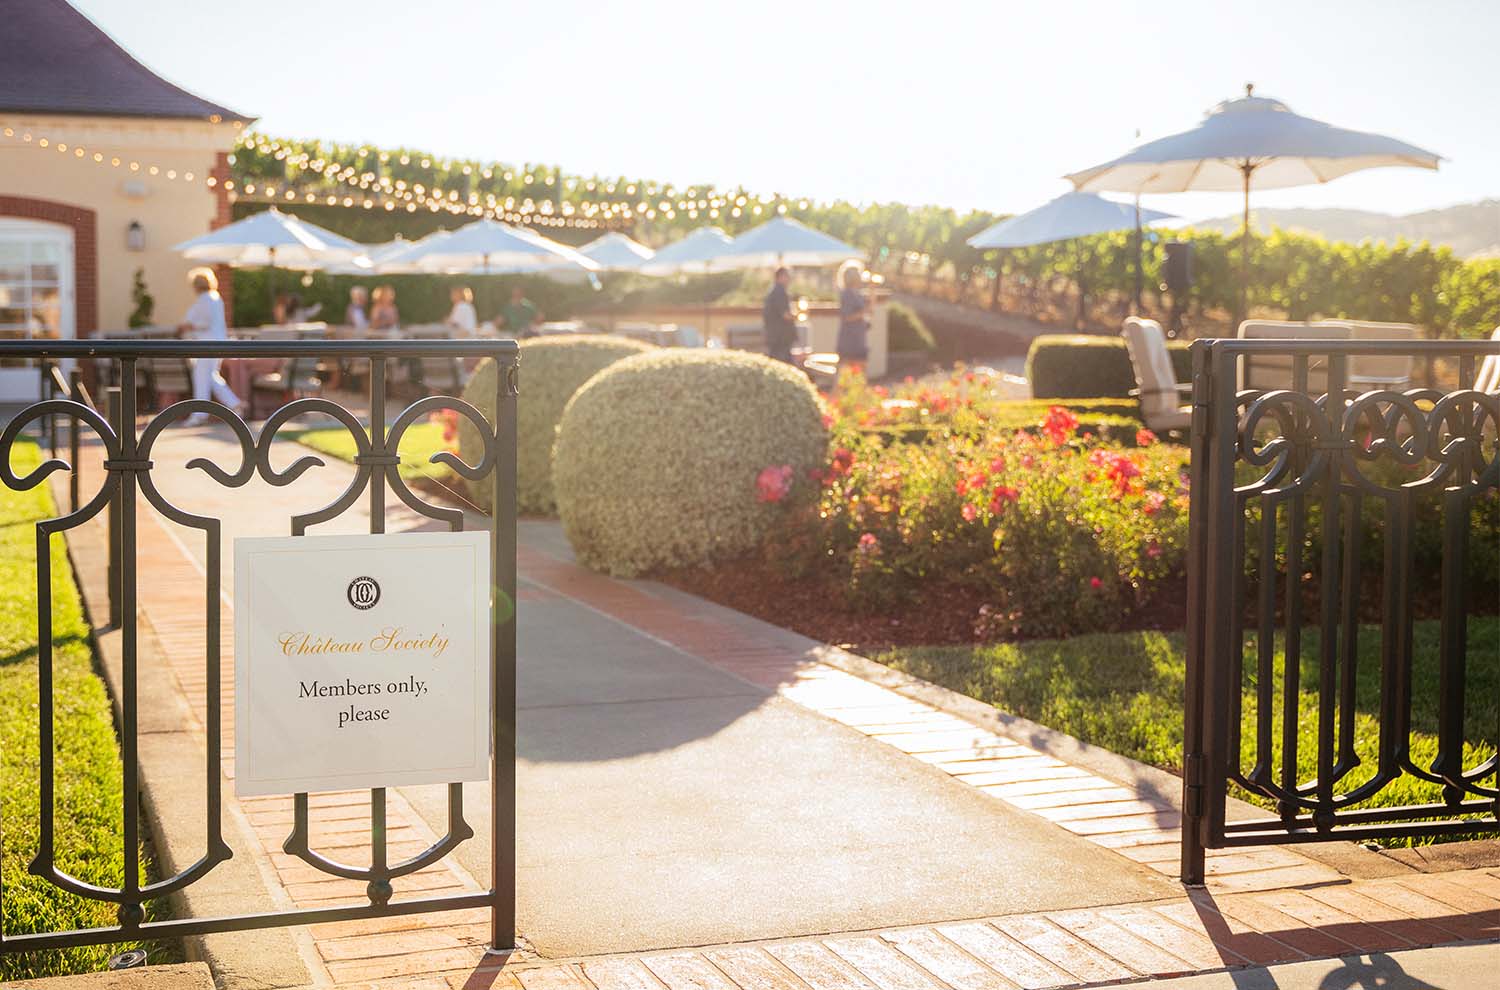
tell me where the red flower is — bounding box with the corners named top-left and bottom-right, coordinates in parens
top-left (1144, 491), bottom-right (1167, 515)
top-left (1136, 428), bottom-right (1158, 447)
top-left (1040, 406), bottom-right (1079, 447)
top-left (858, 532), bottom-right (881, 553)
top-left (989, 455), bottom-right (1006, 474)
top-left (829, 447), bottom-right (855, 477)
top-left (1089, 576), bottom-right (1103, 590)
top-left (755, 464), bottom-right (794, 503)
top-left (988, 484), bottom-right (1020, 515)
top-left (960, 502), bottom-right (978, 522)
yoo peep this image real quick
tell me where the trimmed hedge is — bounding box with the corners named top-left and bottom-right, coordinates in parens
top-left (1026, 334), bottom-right (1192, 399)
top-left (459, 334), bottom-right (655, 513)
top-left (553, 349), bottom-right (828, 576)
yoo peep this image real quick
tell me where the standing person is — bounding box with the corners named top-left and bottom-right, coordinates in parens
top-left (176, 267), bottom-right (242, 425)
top-left (498, 285), bottom-right (541, 338)
top-left (836, 261), bottom-right (873, 373)
top-left (346, 285), bottom-right (370, 331)
top-left (762, 266), bottom-right (796, 363)
top-left (446, 285), bottom-right (478, 333)
top-left (370, 285), bottom-right (400, 333)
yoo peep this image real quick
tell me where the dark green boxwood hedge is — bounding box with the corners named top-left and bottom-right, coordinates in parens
top-left (1026, 334), bottom-right (1192, 399)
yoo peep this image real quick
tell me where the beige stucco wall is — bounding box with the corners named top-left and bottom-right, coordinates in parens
top-left (0, 114), bottom-right (241, 333)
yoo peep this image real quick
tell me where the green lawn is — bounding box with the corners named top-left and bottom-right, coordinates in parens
top-left (292, 421), bottom-right (457, 484)
top-left (1, 441), bottom-right (156, 978)
top-left (874, 619), bottom-right (1498, 844)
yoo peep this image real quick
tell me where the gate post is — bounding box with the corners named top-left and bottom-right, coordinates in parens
top-left (489, 358), bottom-right (519, 952)
top-left (1180, 341), bottom-right (1211, 886)
top-left (105, 385), bottom-right (122, 629)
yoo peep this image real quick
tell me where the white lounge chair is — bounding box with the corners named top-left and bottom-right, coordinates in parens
top-left (1121, 317), bottom-right (1191, 433)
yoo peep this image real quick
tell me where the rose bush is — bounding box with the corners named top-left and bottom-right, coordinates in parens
top-left (764, 371), bottom-right (1192, 638)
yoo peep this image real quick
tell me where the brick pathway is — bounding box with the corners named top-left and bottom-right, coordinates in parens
top-left (54, 432), bottom-right (1498, 989)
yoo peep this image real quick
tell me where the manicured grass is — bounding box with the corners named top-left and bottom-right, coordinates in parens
top-left (874, 618), bottom-right (1498, 844)
top-left (293, 421), bottom-right (457, 483)
top-left (1, 441), bottom-right (154, 979)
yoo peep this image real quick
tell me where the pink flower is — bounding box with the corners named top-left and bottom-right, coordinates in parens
top-left (755, 464), bottom-right (794, 503)
top-left (1104, 453), bottom-right (1142, 497)
top-left (1136, 428), bottom-right (1158, 447)
top-left (961, 502), bottom-right (978, 522)
top-left (1146, 540), bottom-right (1163, 559)
top-left (1144, 491), bottom-right (1167, 515)
top-left (1089, 576), bottom-right (1103, 590)
top-left (989, 456), bottom-right (1007, 474)
top-left (857, 532), bottom-right (881, 553)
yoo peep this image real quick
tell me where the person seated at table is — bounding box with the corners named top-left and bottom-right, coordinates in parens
top-left (370, 285), bottom-right (400, 332)
top-left (175, 267), bottom-right (244, 425)
top-left (346, 285), bottom-right (370, 331)
top-left (446, 286), bottom-right (478, 333)
top-left (497, 286), bottom-right (541, 338)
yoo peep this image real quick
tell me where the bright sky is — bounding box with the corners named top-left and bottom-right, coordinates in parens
top-left (72, 0), bottom-right (1499, 222)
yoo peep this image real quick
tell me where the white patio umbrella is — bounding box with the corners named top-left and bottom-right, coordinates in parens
top-left (174, 206), bottom-right (371, 310)
top-left (967, 192), bottom-right (1174, 249)
top-left (392, 218), bottom-right (600, 276)
top-left (709, 217), bottom-right (861, 271)
top-left (373, 230), bottom-right (453, 274)
top-left (324, 236), bottom-right (411, 276)
top-left (578, 231), bottom-right (656, 272)
top-left (1066, 85), bottom-right (1441, 323)
top-left (637, 227), bottom-right (736, 334)
top-left (969, 192), bottom-right (1175, 321)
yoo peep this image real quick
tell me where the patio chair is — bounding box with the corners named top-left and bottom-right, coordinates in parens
top-left (249, 328), bottom-right (325, 418)
top-left (142, 356), bottom-right (192, 410)
top-left (1121, 317), bottom-right (1191, 433)
top-left (1237, 320), bottom-right (1352, 396)
top-left (1341, 321), bottom-right (1417, 391)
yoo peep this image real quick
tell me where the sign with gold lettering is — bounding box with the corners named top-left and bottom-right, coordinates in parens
top-left (234, 532), bottom-right (491, 797)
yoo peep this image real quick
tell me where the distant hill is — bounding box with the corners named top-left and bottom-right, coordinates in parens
top-left (1193, 200), bottom-right (1500, 258)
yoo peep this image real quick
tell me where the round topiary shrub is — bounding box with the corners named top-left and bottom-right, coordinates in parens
top-left (460, 334), bottom-right (655, 513)
top-left (553, 349), bottom-right (828, 577)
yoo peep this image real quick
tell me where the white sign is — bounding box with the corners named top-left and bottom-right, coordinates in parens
top-left (234, 532), bottom-right (491, 797)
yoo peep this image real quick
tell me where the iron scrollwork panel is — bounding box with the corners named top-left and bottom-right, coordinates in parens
top-left (1187, 340), bottom-right (1499, 871)
top-left (0, 339), bottom-right (518, 952)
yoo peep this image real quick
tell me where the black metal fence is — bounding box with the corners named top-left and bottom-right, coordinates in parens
top-left (1181, 338), bottom-right (1499, 884)
top-left (0, 339), bottom-right (519, 954)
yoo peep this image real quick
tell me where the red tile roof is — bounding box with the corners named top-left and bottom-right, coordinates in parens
top-left (0, 0), bottom-right (253, 122)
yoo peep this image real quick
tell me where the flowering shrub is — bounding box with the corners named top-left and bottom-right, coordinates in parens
top-left (460, 335), bottom-right (655, 513)
top-left (773, 374), bottom-right (1192, 638)
top-left (553, 349), bottom-right (827, 577)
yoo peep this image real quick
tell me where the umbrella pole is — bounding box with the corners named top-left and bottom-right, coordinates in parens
top-left (1237, 163), bottom-right (1252, 329)
top-left (1132, 196), bottom-right (1143, 315)
top-left (267, 245), bottom-right (277, 322)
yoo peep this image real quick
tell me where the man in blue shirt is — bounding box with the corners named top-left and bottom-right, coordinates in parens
top-left (762, 267), bottom-right (796, 363)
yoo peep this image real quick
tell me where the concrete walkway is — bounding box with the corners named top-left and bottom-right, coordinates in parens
top-left (54, 423), bottom-right (1499, 988)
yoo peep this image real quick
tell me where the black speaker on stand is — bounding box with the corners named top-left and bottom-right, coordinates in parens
top-left (1162, 240), bottom-right (1194, 339)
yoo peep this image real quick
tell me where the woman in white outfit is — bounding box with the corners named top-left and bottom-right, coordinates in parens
top-left (176, 267), bottom-right (243, 425)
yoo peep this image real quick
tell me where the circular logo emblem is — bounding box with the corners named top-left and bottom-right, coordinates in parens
top-left (347, 576), bottom-right (381, 610)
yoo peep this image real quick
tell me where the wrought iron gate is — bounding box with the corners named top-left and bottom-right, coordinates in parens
top-left (1181, 337), bottom-right (1499, 884)
top-left (0, 339), bottom-right (519, 954)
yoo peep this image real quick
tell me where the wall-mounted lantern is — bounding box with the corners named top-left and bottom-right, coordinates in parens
top-left (126, 220), bottom-right (146, 252)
